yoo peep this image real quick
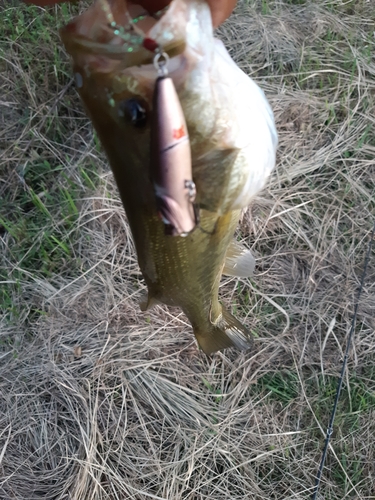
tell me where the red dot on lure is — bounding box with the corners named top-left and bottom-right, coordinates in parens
top-left (143, 38), bottom-right (159, 52)
top-left (173, 126), bottom-right (186, 140)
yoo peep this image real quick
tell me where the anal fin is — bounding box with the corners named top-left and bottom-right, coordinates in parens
top-left (223, 240), bottom-right (255, 278)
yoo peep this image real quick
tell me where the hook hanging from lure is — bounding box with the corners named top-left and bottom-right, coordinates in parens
top-left (150, 51), bottom-right (198, 237)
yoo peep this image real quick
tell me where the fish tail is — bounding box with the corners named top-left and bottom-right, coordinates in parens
top-left (193, 305), bottom-right (253, 355)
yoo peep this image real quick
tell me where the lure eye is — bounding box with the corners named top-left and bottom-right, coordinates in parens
top-left (119, 98), bottom-right (148, 128)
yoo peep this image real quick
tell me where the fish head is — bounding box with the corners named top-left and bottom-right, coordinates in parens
top-left (60, 0), bottom-right (277, 215)
top-left (60, 0), bottom-right (204, 214)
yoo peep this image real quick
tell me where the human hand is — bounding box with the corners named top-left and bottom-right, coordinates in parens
top-left (136, 0), bottom-right (237, 27)
top-left (22, 0), bottom-right (237, 28)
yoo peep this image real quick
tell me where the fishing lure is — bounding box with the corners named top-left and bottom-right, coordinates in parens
top-left (103, 2), bottom-right (198, 236)
top-left (150, 52), bottom-right (198, 236)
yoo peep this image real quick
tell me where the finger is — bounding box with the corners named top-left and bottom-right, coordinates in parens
top-left (134, 0), bottom-right (171, 13)
top-left (138, 0), bottom-right (236, 27)
top-left (207, 0), bottom-right (237, 27)
top-left (22, 0), bottom-right (237, 28)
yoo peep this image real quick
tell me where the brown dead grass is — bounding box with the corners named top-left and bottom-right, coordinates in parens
top-left (1, 0), bottom-right (375, 498)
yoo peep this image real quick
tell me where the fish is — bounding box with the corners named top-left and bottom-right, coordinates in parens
top-left (60, 0), bottom-right (278, 354)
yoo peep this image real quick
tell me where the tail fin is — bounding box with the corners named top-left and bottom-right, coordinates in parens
top-left (193, 305), bottom-right (253, 355)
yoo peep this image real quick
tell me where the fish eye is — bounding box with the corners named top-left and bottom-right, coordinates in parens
top-left (119, 98), bottom-right (148, 128)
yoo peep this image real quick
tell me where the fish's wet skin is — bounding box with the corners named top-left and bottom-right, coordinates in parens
top-left (60, 0), bottom-right (278, 355)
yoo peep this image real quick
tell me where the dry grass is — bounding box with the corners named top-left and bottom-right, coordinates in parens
top-left (1, 0), bottom-right (375, 498)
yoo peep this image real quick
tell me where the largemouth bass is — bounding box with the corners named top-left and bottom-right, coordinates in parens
top-left (60, 0), bottom-right (278, 354)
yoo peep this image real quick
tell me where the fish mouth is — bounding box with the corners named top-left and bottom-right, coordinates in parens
top-left (60, 0), bottom-right (186, 68)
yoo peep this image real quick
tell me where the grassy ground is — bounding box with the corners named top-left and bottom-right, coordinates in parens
top-left (1, 0), bottom-right (375, 498)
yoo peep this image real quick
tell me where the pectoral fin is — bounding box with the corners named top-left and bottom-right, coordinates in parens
top-left (139, 294), bottom-right (159, 312)
top-left (222, 240), bottom-right (255, 277)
